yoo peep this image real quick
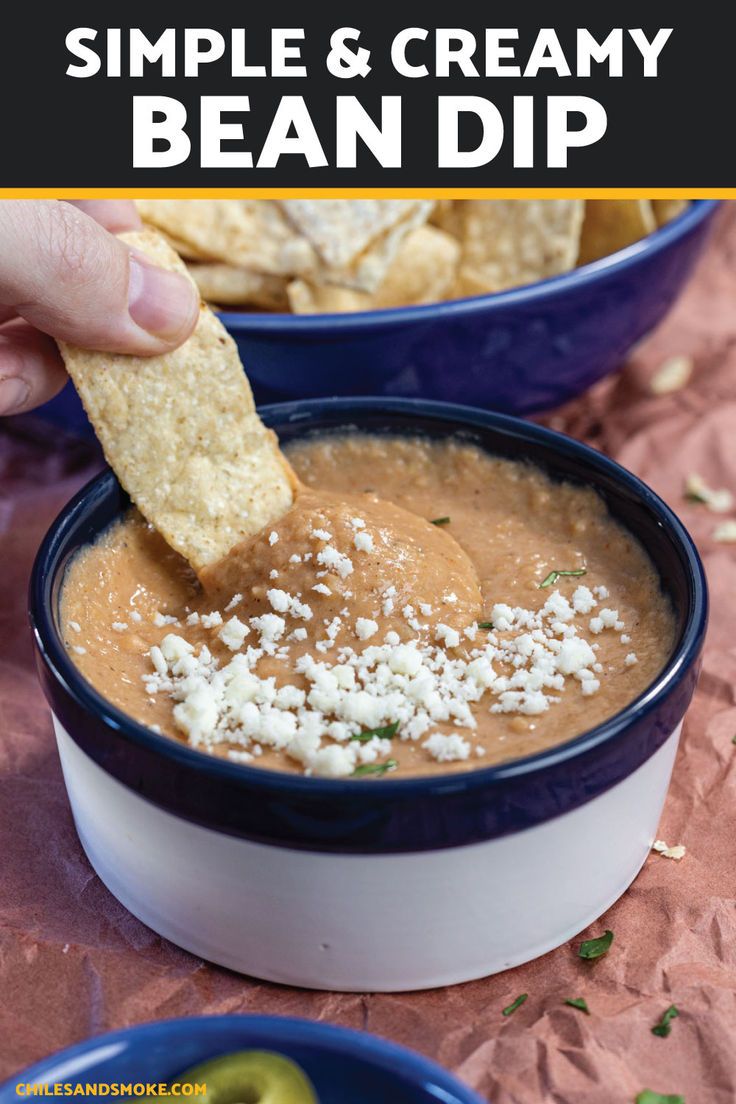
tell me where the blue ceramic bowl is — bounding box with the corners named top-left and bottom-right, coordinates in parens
top-left (29, 398), bottom-right (707, 990)
top-left (37, 201), bottom-right (719, 436)
top-left (223, 202), bottom-right (718, 412)
top-left (225, 200), bottom-right (719, 412)
top-left (0, 1014), bottom-right (484, 1104)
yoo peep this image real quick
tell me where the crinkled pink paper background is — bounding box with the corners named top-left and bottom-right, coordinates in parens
top-left (2, 207), bottom-right (735, 1103)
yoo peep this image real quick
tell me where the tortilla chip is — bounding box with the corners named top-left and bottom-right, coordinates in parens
top-left (344, 201), bottom-right (434, 291)
top-left (187, 263), bottom-right (289, 311)
top-left (453, 200), bottom-right (584, 296)
top-left (155, 229), bottom-right (215, 262)
top-left (651, 199), bottom-right (689, 226)
top-left (56, 230), bottom-right (295, 572)
top-left (135, 200), bottom-right (317, 277)
top-left (288, 226), bottom-right (460, 313)
top-left (280, 200), bottom-right (423, 268)
top-left (280, 200), bottom-right (434, 291)
top-left (578, 200), bottom-right (657, 266)
top-left (287, 280), bottom-right (364, 314)
top-left (429, 199), bottom-right (464, 238)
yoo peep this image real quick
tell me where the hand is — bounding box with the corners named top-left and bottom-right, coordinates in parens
top-left (0, 200), bottom-right (200, 415)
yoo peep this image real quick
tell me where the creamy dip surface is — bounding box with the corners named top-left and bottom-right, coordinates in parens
top-left (61, 434), bottom-right (676, 779)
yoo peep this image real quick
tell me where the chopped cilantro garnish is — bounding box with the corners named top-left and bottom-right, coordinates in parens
top-left (635, 1092), bottom-right (685, 1104)
top-left (539, 567), bottom-right (587, 589)
top-left (684, 489), bottom-right (708, 504)
top-left (651, 1005), bottom-right (679, 1038)
top-left (351, 721), bottom-right (400, 743)
top-left (431, 516), bottom-right (451, 526)
top-left (352, 758), bottom-right (398, 778)
top-left (564, 997), bottom-right (590, 1014)
top-left (477, 621), bottom-right (494, 630)
top-left (501, 993), bottom-right (528, 1016)
top-left (578, 929), bottom-right (614, 960)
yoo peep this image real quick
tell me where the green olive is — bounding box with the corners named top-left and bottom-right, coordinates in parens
top-left (176, 1050), bottom-right (318, 1104)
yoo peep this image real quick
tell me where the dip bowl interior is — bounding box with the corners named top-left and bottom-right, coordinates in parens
top-left (0, 1014), bottom-right (484, 1104)
top-left (29, 397), bottom-right (707, 991)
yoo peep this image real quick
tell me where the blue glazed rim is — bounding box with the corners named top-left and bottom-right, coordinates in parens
top-left (0, 1014), bottom-right (485, 1104)
top-left (222, 200), bottom-right (720, 330)
top-left (29, 397), bottom-right (708, 854)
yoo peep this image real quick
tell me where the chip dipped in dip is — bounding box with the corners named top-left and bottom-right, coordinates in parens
top-left (61, 434), bottom-right (675, 779)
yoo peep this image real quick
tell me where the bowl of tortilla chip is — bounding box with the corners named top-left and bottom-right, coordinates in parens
top-left (132, 198), bottom-right (719, 413)
top-left (37, 199), bottom-right (718, 432)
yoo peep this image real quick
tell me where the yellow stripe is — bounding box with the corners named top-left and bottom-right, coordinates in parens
top-left (0, 187), bottom-right (729, 199)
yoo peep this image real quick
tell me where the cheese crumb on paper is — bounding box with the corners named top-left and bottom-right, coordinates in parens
top-left (713, 520), bottom-right (736, 542)
top-left (684, 473), bottom-right (734, 513)
top-left (652, 839), bottom-right (687, 861)
top-left (649, 354), bottom-right (693, 395)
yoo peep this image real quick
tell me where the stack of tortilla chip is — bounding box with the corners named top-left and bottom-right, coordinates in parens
top-left (135, 198), bottom-right (690, 316)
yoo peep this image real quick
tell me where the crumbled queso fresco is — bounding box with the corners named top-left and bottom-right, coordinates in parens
top-left (61, 435), bottom-right (675, 780)
top-left (143, 578), bottom-right (630, 778)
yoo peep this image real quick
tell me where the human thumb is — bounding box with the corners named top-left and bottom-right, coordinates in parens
top-left (0, 200), bottom-right (199, 354)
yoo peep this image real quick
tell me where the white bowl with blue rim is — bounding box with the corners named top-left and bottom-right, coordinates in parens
top-left (29, 398), bottom-right (707, 992)
top-left (0, 1014), bottom-right (485, 1104)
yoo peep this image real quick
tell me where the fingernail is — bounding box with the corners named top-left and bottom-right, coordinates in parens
top-left (128, 253), bottom-right (199, 343)
top-left (0, 376), bottom-right (30, 415)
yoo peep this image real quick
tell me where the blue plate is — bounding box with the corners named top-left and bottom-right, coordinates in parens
top-left (0, 1015), bottom-right (485, 1104)
top-left (36, 201), bottom-right (719, 435)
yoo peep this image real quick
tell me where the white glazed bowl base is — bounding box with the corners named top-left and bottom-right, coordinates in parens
top-left (54, 717), bottom-right (681, 992)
